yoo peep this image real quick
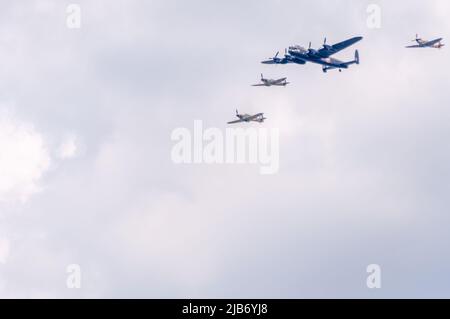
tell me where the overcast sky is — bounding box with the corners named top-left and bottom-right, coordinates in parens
top-left (1, 0), bottom-right (450, 298)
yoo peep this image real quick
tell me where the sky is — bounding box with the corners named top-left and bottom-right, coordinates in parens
top-left (1, 0), bottom-right (450, 298)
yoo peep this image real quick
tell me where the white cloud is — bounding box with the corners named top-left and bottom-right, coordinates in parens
top-left (57, 134), bottom-right (78, 159)
top-left (0, 110), bottom-right (50, 202)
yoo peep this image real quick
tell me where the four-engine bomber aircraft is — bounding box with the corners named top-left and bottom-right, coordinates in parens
top-left (406, 34), bottom-right (444, 49)
top-left (227, 110), bottom-right (266, 124)
top-left (262, 36), bottom-right (363, 73)
top-left (252, 74), bottom-right (289, 87)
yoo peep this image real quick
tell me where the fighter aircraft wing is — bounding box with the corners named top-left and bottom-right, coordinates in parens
top-left (423, 38), bottom-right (443, 47)
top-left (273, 78), bottom-right (287, 84)
top-left (247, 113), bottom-right (264, 121)
top-left (251, 84), bottom-right (266, 87)
top-left (318, 36), bottom-right (363, 57)
top-left (227, 119), bottom-right (245, 124)
top-left (405, 44), bottom-right (422, 48)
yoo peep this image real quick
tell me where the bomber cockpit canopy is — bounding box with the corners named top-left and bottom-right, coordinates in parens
top-left (288, 45), bottom-right (306, 53)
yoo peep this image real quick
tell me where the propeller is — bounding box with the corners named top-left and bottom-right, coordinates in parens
top-left (308, 41), bottom-right (317, 55)
top-left (267, 51), bottom-right (279, 61)
top-left (261, 73), bottom-right (264, 80)
top-left (323, 37), bottom-right (332, 50)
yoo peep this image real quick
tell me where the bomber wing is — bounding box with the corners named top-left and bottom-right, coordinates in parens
top-left (318, 36), bottom-right (363, 57)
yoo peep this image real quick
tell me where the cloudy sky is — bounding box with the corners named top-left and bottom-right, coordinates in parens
top-left (1, 0), bottom-right (450, 298)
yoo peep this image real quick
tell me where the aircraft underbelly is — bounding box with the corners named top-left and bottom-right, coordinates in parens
top-left (328, 57), bottom-right (344, 65)
top-left (308, 57), bottom-right (343, 67)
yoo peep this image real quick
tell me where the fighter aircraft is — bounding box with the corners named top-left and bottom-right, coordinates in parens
top-left (406, 34), bottom-right (444, 49)
top-left (227, 110), bottom-right (266, 124)
top-left (252, 74), bottom-right (289, 87)
top-left (262, 36), bottom-right (363, 73)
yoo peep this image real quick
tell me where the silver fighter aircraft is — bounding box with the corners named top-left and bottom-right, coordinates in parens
top-left (227, 110), bottom-right (266, 124)
top-left (252, 74), bottom-right (289, 87)
top-left (406, 34), bottom-right (444, 49)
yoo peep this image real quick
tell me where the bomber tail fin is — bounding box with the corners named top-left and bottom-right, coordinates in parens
top-left (339, 50), bottom-right (360, 68)
top-left (355, 50), bottom-right (360, 65)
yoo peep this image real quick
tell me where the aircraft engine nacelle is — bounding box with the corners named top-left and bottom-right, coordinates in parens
top-left (308, 49), bottom-right (318, 56)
